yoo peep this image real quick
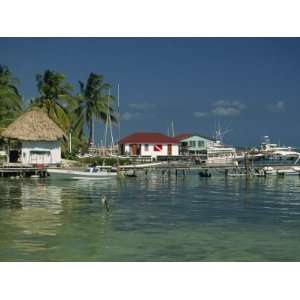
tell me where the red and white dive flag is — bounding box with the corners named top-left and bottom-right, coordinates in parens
top-left (154, 144), bottom-right (163, 152)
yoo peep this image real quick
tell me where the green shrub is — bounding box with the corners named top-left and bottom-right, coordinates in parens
top-left (79, 157), bottom-right (130, 166)
top-left (62, 152), bottom-right (80, 161)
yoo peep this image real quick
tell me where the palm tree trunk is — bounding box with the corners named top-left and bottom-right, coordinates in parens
top-left (88, 118), bottom-right (93, 146)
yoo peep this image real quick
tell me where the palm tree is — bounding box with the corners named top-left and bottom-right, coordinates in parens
top-left (30, 70), bottom-right (75, 131)
top-left (73, 73), bottom-right (116, 146)
top-left (0, 65), bottom-right (22, 130)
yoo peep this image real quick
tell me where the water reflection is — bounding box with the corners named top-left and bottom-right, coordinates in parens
top-left (1, 174), bottom-right (300, 261)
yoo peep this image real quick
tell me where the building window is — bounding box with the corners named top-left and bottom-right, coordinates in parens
top-left (198, 141), bottom-right (204, 148)
top-left (190, 141), bottom-right (196, 147)
top-left (144, 144), bottom-right (149, 151)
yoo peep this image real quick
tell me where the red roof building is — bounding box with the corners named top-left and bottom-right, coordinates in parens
top-left (118, 132), bottom-right (179, 158)
top-left (119, 132), bottom-right (178, 144)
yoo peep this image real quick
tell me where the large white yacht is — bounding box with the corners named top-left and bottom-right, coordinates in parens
top-left (207, 141), bottom-right (237, 165)
top-left (198, 140), bottom-right (238, 166)
top-left (197, 125), bottom-right (238, 166)
top-left (249, 136), bottom-right (300, 165)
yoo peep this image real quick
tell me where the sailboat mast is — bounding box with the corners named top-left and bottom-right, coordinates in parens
top-left (92, 117), bottom-right (95, 146)
top-left (104, 108), bottom-right (108, 149)
top-left (171, 120), bottom-right (175, 137)
top-left (107, 88), bottom-right (114, 154)
top-left (117, 84), bottom-right (121, 142)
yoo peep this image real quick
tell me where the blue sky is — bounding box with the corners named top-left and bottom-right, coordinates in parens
top-left (0, 37), bottom-right (299, 147)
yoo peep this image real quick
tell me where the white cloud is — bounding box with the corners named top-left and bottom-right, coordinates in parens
top-left (267, 100), bottom-right (285, 113)
top-left (212, 100), bottom-right (246, 116)
top-left (211, 106), bottom-right (241, 116)
top-left (193, 100), bottom-right (246, 118)
top-left (121, 112), bottom-right (142, 121)
top-left (213, 100), bottom-right (246, 110)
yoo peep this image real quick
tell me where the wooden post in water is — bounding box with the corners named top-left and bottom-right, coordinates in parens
top-left (244, 152), bottom-right (251, 177)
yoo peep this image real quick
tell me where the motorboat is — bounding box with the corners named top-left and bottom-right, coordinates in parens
top-left (260, 166), bottom-right (300, 176)
top-left (277, 168), bottom-right (300, 176)
top-left (47, 167), bottom-right (117, 179)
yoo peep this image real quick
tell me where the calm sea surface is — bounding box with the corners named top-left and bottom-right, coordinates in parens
top-left (1, 172), bottom-right (300, 261)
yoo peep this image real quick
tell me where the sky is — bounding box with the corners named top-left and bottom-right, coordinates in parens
top-left (0, 37), bottom-right (300, 147)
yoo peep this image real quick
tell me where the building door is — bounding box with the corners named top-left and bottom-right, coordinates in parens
top-left (167, 144), bottom-right (172, 155)
top-left (131, 144), bottom-right (137, 155)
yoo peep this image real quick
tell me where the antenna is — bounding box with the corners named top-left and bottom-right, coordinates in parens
top-left (214, 120), bottom-right (232, 144)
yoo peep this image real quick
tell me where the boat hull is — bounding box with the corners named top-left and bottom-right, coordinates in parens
top-left (47, 168), bottom-right (117, 179)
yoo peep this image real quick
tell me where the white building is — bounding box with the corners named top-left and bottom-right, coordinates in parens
top-left (175, 133), bottom-right (216, 155)
top-left (119, 132), bottom-right (179, 159)
top-left (1, 109), bottom-right (65, 165)
top-left (21, 141), bottom-right (62, 165)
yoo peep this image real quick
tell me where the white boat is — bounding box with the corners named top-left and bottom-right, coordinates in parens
top-left (195, 125), bottom-right (238, 166)
top-left (261, 166), bottom-right (277, 175)
top-left (199, 141), bottom-right (238, 166)
top-left (47, 167), bottom-right (117, 179)
top-left (248, 136), bottom-right (300, 165)
top-left (261, 166), bottom-right (300, 176)
top-left (277, 168), bottom-right (300, 176)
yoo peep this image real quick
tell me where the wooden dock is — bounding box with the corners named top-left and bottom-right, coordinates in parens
top-left (125, 161), bottom-right (300, 178)
top-left (0, 164), bottom-right (48, 178)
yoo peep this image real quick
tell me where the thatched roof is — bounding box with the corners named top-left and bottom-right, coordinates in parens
top-left (1, 110), bottom-right (65, 141)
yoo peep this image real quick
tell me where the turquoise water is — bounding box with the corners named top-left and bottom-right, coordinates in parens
top-left (1, 172), bottom-right (300, 261)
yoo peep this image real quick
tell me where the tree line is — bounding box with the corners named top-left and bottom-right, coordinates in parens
top-left (0, 65), bottom-right (117, 155)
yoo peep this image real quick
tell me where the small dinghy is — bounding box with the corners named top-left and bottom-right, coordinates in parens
top-left (124, 170), bottom-right (137, 177)
top-left (198, 170), bottom-right (211, 177)
top-left (262, 166), bottom-right (277, 176)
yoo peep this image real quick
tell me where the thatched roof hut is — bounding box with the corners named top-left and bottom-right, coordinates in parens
top-left (1, 110), bottom-right (66, 165)
top-left (1, 109), bottom-right (65, 141)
